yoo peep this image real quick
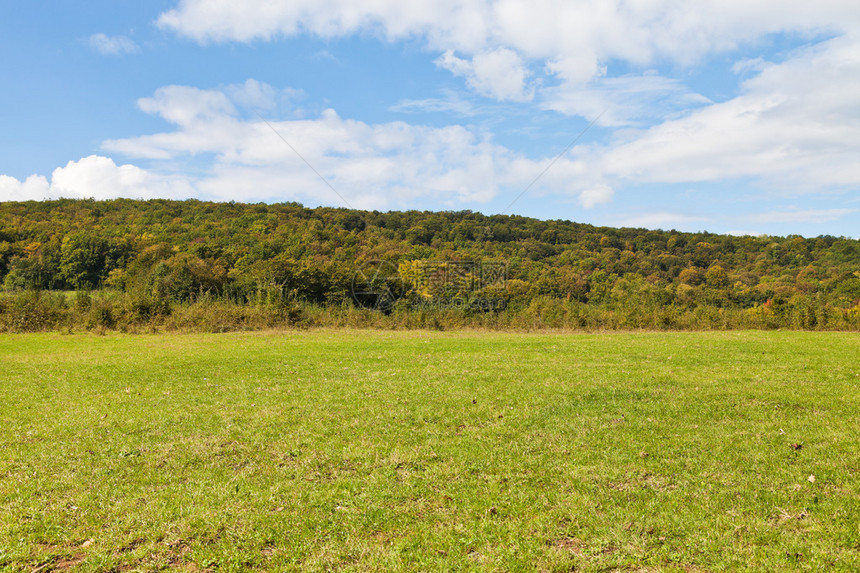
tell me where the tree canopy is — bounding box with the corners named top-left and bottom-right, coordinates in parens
top-left (1, 199), bottom-right (858, 331)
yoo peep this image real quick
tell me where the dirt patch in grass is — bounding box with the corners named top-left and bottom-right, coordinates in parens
top-left (30, 554), bottom-right (85, 572)
top-left (552, 536), bottom-right (585, 555)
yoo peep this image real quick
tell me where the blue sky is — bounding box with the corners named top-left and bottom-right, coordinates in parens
top-left (1, 1), bottom-right (858, 238)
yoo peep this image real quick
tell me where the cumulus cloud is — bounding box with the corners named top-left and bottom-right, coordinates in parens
top-left (153, 0), bottom-right (860, 209)
top-left (93, 35), bottom-right (860, 211)
top-left (578, 184), bottom-right (614, 209)
top-left (89, 33), bottom-right (139, 55)
top-left (157, 1), bottom-right (487, 45)
top-left (9, 26), bottom-right (860, 218)
top-left (50, 156), bottom-right (195, 200)
top-left (158, 1), bottom-right (857, 54)
top-left (157, 1), bottom-right (859, 97)
top-left (224, 79), bottom-right (282, 111)
top-left (149, 0), bottom-right (860, 226)
top-left (436, 48), bottom-right (533, 102)
top-left (138, 85), bottom-right (237, 126)
top-left (0, 156), bottom-right (195, 202)
top-left (590, 35), bottom-right (860, 191)
top-left (97, 81), bottom-right (609, 209)
top-left (0, 175), bottom-right (51, 201)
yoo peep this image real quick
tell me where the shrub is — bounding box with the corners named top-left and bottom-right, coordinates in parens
top-left (0, 290), bottom-right (68, 332)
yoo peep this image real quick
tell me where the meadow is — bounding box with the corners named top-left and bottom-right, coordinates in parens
top-left (0, 330), bottom-right (858, 571)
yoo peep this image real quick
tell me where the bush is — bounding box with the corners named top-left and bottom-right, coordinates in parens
top-left (0, 290), bottom-right (68, 332)
top-left (86, 301), bottom-right (116, 330)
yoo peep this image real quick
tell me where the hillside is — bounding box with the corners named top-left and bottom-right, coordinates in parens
top-left (1, 199), bottom-right (858, 331)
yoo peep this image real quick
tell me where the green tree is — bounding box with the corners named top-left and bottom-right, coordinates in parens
top-left (705, 265), bottom-right (729, 288)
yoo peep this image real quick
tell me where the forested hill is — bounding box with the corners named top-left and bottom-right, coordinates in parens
top-left (1, 198), bottom-right (859, 331)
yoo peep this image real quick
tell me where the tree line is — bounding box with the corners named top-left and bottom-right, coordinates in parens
top-left (0, 198), bottom-right (858, 332)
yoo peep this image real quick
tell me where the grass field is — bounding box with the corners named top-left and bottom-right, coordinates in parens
top-left (0, 330), bottom-right (858, 572)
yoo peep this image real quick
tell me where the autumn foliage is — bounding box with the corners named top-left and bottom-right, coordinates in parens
top-left (0, 199), bottom-right (858, 331)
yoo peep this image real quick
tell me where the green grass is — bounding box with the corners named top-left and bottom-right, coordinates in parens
top-left (0, 330), bottom-right (858, 572)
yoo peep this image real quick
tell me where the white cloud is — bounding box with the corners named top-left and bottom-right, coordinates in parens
top-left (9, 29), bottom-right (859, 220)
top-left (106, 85), bottom-right (247, 160)
top-left (152, 0), bottom-right (860, 215)
top-left (731, 57), bottom-right (768, 75)
top-left (542, 72), bottom-right (711, 127)
top-left (223, 79), bottom-right (284, 111)
top-left (390, 93), bottom-right (477, 116)
top-left (157, 1), bottom-right (860, 97)
top-left (158, 1), bottom-right (858, 54)
top-left (97, 81), bottom-right (607, 209)
top-left (0, 157), bottom-right (195, 202)
top-left (138, 85), bottom-right (237, 126)
top-left (157, 1), bottom-right (489, 46)
top-left (587, 35), bottom-right (860, 192)
top-left (578, 184), bottom-right (614, 209)
top-left (0, 174), bottom-right (51, 201)
top-left (436, 48), bottom-right (533, 102)
top-left (89, 33), bottom-right (139, 55)
top-left (51, 156), bottom-right (195, 200)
